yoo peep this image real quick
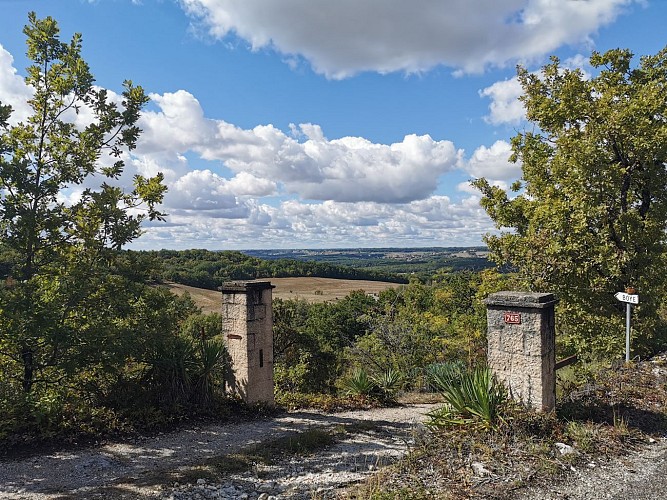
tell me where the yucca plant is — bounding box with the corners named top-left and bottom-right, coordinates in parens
top-left (428, 365), bottom-right (508, 430)
top-left (342, 368), bottom-right (376, 397)
top-left (192, 338), bottom-right (228, 407)
top-left (425, 360), bottom-right (466, 393)
top-left (372, 368), bottom-right (403, 401)
top-left (144, 336), bottom-right (197, 406)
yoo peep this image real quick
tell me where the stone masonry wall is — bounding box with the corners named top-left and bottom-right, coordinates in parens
top-left (221, 281), bottom-right (275, 405)
top-left (485, 291), bottom-right (557, 411)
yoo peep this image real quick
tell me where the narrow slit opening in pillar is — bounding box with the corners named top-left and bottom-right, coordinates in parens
top-left (259, 349), bottom-right (264, 368)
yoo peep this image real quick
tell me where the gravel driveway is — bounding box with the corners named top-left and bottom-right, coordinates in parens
top-left (516, 437), bottom-right (667, 500)
top-left (0, 404), bottom-right (436, 499)
top-left (4, 402), bottom-right (666, 499)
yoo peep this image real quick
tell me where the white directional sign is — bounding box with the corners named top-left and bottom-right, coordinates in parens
top-left (615, 292), bottom-right (639, 305)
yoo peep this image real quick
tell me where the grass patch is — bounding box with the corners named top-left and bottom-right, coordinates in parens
top-left (206, 425), bottom-right (356, 477)
top-left (253, 428), bottom-right (338, 462)
top-left (275, 391), bottom-right (386, 412)
top-left (170, 466), bottom-right (220, 485)
top-left (210, 454), bottom-right (253, 474)
top-left (396, 392), bottom-right (444, 405)
top-left (341, 420), bottom-right (382, 434)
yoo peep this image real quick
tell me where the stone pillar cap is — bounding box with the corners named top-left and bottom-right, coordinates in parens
top-left (219, 280), bottom-right (275, 293)
top-left (484, 291), bottom-right (558, 309)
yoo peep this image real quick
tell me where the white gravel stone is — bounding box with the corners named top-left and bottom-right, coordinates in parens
top-left (0, 404), bottom-right (436, 500)
top-left (555, 442), bottom-right (576, 455)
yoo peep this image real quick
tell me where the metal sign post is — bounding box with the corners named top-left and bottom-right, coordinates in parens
top-left (615, 291), bottom-right (639, 363)
top-left (625, 302), bottom-right (631, 363)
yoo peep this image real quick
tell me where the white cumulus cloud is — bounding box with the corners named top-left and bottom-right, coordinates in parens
top-left (166, 169), bottom-right (276, 218)
top-left (466, 140), bottom-right (521, 181)
top-left (130, 192), bottom-right (499, 250)
top-left (480, 77), bottom-right (525, 125)
top-left (0, 44), bottom-right (501, 249)
top-left (180, 0), bottom-right (639, 78)
top-left (0, 45), bottom-right (33, 124)
top-left (138, 90), bottom-right (462, 203)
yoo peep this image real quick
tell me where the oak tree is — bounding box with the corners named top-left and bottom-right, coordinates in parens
top-left (474, 47), bottom-right (667, 357)
top-left (0, 13), bottom-right (166, 391)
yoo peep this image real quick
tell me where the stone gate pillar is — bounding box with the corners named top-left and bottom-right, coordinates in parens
top-left (221, 280), bottom-right (275, 405)
top-left (485, 291), bottom-right (558, 411)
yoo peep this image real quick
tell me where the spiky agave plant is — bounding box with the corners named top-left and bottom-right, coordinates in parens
top-left (192, 338), bottom-right (228, 407)
top-left (342, 368), bottom-right (376, 397)
top-left (425, 360), bottom-right (466, 393)
top-left (428, 366), bottom-right (508, 430)
top-left (372, 368), bottom-right (403, 401)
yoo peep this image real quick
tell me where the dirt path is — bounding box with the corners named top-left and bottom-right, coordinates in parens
top-left (0, 404), bottom-right (436, 499)
top-left (515, 437), bottom-right (667, 500)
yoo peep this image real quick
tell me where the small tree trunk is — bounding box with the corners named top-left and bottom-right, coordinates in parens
top-left (22, 347), bottom-right (34, 392)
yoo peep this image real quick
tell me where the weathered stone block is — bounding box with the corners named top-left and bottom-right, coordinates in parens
top-left (220, 281), bottom-right (275, 405)
top-left (485, 291), bottom-right (557, 411)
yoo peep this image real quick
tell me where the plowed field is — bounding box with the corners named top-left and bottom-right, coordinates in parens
top-left (166, 277), bottom-right (401, 312)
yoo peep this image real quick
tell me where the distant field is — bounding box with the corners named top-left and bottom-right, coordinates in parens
top-left (166, 277), bottom-right (401, 312)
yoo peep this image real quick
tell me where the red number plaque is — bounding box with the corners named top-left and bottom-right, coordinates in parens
top-left (504, 312), bottom-right (521, 324)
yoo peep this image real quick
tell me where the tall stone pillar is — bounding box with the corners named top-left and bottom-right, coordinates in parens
top-left (485, 291), bottom-right (558, 411)
top-left (221, 281), bottom-right (275, 405)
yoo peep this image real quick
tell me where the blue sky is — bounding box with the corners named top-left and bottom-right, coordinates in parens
top-left (0, 0), bottom-right (665, 250)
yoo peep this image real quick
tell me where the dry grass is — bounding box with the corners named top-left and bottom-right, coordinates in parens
top-left (166, 277), bottom-right (401, 312)
top-left (396, 392), bottom-right (445, 405)
top-left (347, 356), bottom-right (667, 499)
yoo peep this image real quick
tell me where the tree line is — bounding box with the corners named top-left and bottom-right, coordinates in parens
top-left (147, 249), bottom-right (408, 289)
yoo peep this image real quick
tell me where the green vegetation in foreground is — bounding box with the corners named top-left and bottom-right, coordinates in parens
top-left (345, 358), bottom-right (667, 499)
top-left (271, 270), bottom-right (516, 398)
top-left (0, 14), bottom-right (236, 452)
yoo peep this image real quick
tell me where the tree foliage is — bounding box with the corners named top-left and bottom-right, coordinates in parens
top-left (272, 270), bottom-right (511, 396)
top-left (474, 47), bottom-right (667, 357)
top-left (0, 13), bottom-right (167, 393)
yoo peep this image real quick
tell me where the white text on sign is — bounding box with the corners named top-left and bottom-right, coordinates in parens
top-left (614, 292), bottom-right (639, 305)
top-left (504, 312), bottom-right (522, 324)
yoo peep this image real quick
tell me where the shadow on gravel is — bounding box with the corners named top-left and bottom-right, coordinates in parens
top-left (45, 484), bottom-right (153, 500)
top-left (2, 408), bottom-right (428, 498)
top-left (558, 401), bottom-right (667, 435)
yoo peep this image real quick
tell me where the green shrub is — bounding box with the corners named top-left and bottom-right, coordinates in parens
top-left (428, 365), bottom-right (508, 430)
top-left (425, 360), bottom-right (466, 393)
top-left (342, 368), bottom-right (376, 396)
top-left (274, 352), bottom-right (313, 393)
top-left (372, 368), bottom-right (403, 401)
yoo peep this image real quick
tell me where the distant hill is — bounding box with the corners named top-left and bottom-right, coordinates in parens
top-left (242, 247), bottom-right (494, 276)
top-left (137, 247), bottom-right (494, 290)
top-left (143, 249), bottom-right (409, 290)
